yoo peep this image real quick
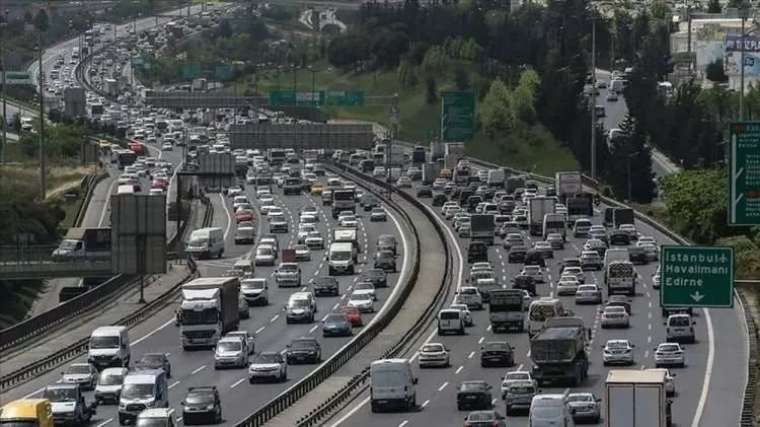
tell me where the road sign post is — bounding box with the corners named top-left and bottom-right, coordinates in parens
top-left (729, 122), bottom-right (760, 225)
top-left (660, 246), bottom-right (734, 308)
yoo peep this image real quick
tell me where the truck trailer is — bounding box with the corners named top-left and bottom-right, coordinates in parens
top-left (179, 277), bottom-right (240, 350)
top-left (528, 197), bottom-right (556, 236)
top-left (554, 171), bottom-right (582, 203)
top-left (470, 214), bottom-right (495, 245)
top-left (605, 369), bottom-right (670, 427)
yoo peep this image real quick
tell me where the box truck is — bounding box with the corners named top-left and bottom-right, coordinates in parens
top-left (555, 171), bottom-right (582, 202)
top-left (52, 228), bottom-right (111, 260)
top-left (179, 277), bottom-right (240, 350)
top-left (605, 369), bottom-right (669, 427)
top-left (528, 197), bottom-right (556, 236)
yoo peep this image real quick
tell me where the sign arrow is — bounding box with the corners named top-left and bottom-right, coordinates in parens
top-left (691, 291), bottom-right (705, 302)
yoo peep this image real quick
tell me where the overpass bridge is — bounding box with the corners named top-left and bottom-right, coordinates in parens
top-left (0, 245), bottom-right (112, 280)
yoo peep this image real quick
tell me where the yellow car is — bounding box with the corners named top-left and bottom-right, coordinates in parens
top-left (311, 183), bottom-right (324, 196)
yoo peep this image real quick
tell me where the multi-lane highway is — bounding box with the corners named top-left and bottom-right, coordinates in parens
top-left (325, 162), bottom-right (747, 427)
top-left (4, 166), bottom-right (413, 427)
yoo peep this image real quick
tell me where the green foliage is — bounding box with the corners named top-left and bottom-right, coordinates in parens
top-left (480, 78), bottom-right (513, 136)
top-left (605, 115), bottom-right (656, 203)
top-left (511, 69), bottom-right (540, 124)
top-left (708, 0), bottom-right (722, 13)
top-left (454, 66), bottom-right (470, 91)
top-left (705, 59), bottom-right (728, 82)
top-left (421, 45), bottom-right (449, 77)
top-left (425, 76), bottom-right (438, 105)
top-left (33, 9), bottom-right (49, 32)
top-left (397, 60), bottom-right (419, 88)
top-left (261, 5), bottom-right (294, 22)
top-left (327, 33), bottom-right (371, 68)
top-left (716, 236), bottom-right (760, 279)
top-left (659, 168), bottom-right (731, 244)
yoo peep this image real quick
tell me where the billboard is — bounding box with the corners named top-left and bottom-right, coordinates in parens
top-left (110, 194), bottom-right (167, 275)
top-left (725, 33), bottom-right (760, 77)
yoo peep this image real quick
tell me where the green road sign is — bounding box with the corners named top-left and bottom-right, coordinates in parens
top-left (214, 64), bottom-right (233, 81)
top-left (729, 122), bottom-right (760, 225)
top-left (660, 246), bottom-right (734, 308)
top-left (182, 64), bottom-right (201, 79)
top-left (441, 91), bottom-right (475, 142)
top-left (1, 71), bottom-right (32, 86)
top-left (270, 90), bottom-right (365, 107)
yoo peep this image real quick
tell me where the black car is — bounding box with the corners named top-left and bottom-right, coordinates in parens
top-left (360, 268), bottom-right (388, 288)
top-left (311, 277), bottom-right (339, 296)
top-left (376, 234), bottom-right (398, 255)
top-left (361, 195), bottom-right (378, 211)
top-left (628, 246), bottom-right (648, 265)
top-left (432, 193), bottom-right (448, 206)
top-left (416, 186), bottom-right (433, 198)
top-left (507, 246), bottom-right (527, 263)
top-left (322, 313), bottom-right (353, 337)
top-left (609, 231), bottom-right (631, 246)
top-left (135, 353), bottom-right (171, 378)
top-left (374, 250), bottom-right (397, 272)
top-left (512, 275), bottom-right (536, 295)
top-left (523, 250), bottom-right (546, 267)
top-left (285, 337), bottom-right (322, 364)
top-left (467, 241), bottom-right (489, 264)
top-left (480, 342), bottom-right (515, 367)
top-left (182, 386), bottom-right (222, 425)
top-left (456, 381), bottom-right (493, 411)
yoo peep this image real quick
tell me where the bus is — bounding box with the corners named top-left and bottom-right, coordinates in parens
top-left (528, 298), bottom-right (567, 337)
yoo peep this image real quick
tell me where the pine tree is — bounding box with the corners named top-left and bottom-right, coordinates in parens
top-left (606, 115), bottom-right (656, 202)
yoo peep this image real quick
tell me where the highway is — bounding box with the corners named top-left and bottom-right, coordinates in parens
top-left (4, 166), bottom-right (412, 427)
top-left (325, 163), bottom-right (747, 427)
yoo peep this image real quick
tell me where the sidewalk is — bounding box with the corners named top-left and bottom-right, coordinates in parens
top-left (1, 199), bottom-right (205, 374)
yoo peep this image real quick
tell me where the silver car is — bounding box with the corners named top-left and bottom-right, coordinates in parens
top-left (254, 245), bottom-right (276, 266)
top-left (450, 303), bottom-right (473, 326)
top-left (275, 263), bottom-right (301, 287)
top-left (418, 343), bottom-right (450, 368)
top-left (214, 337), bottom-right (248, 369)
top-left (61, 363), bottom-right (98, 390)
top-left (602, 339), bottom-right (635, 366)
top-left (575, 284), bottom-right (602, 304)
top-left (567, 392), bottom-right (601, 423)
top-left (601, 306), bottom-right (629, 328)
top-left (654, 343), bottom-right (685, 368)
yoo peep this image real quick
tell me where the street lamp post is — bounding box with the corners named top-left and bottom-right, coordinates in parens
top-left (37, 37), bottom-right (46, 200)
top-left (740, 4), bottom-right (751, 120)
top-left (591, 15), bottom-right (597, 180)
top-left (1, 9), bottom-right (8, 165)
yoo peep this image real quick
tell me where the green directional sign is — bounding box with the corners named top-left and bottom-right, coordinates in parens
top-left (660, 246), bottom-right (734, 308)
top-left (182, 64), bottom-right (202, 79)
top-left (214, 64), bottom-right (233, 81)
top-left (323, 90), bottom-right (365, 106)
top-left (1, 71), bottom-right (33, 86)
top-left (729, 122), bottom-right (760, 225)
top-left (441, 91), bottom-right (475, 142)
top-left (269, 90), bottom-right (365, 107)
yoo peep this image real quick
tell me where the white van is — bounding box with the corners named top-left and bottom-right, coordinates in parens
top-left (370, 359), bottom-right (417, 412)
top-left (118, 370), bottom-right (169, 425)
top-left (88, 326), bottom-right (130, 369)
top-left (186, 227), bottom-right (224, 259)
top-left (666, 313), bottom-right (696, 343)
top-left (528, 298), bottom-right (566, 337)
top-left (328, 242), bottom-right (355, 275)
top-left (286, 291), bottom-right (317, 324)
top-left (95, 367), bottom-right (128, 404)
top-left (437, 308), bottom-right (465, 335)
top-left (529, 394), bottom-right (575, 427)
top-left (543, 213), bottom-right (567, 240)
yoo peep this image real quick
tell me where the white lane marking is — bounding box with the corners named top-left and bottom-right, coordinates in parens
top-left (691, 308), bottom-right (715, 427)
top-left (455, 366), bottom-right (463, 374)
top-left (644, 350), bottom-right (650, 358)
top-left (219, 194), bottom-right (232, 240)
top-left (255, 326), bottom-right (265, 334)
top-left (478, 337), bottom-right (484, 344)
top-left (176, 417), bottom-right (183, 422)
top-left (647, 336), bottom-right (652, 344)
top-left (95, 418), bottom-right (113, 427)
top-left (132, 318), bottom-right (175, 345)
top-left (438, 382), bottom-right (448, 391)
top-left (191, 365), bottom-right (206, 375)
top-left (468, 351), bottom-right (475, 359)
top-left (309, 324), bottom-right (319, 334)
top-left (270, 314), bottom-right (279, 323)
top-left (230, 377), bottom-right (246, 388)
top-left (421, 399), bottom-right (430, 408)
top-left (398, 421), bottom-right (409, 427)
top-left (169, 380), bottom-right (180, 389)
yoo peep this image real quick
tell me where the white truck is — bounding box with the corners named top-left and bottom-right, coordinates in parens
top-left (554, 171), bottom-right (582, 203)
top-left (605, 260), bottom-right (637, 296)
top-left (328, 242), bottom-right (355, 275)
top-left (487, 169), bottom-right (505, 187)
top-left (430, 141), bottom-right (445, 161)
top-left (370, 359), bottom-right (417, 412)
top-left (528, 196), bottom-right (556, 236)
top-left (444, 142), bottom-right (466, 170)
top-left (334, 227), bottom-right (360, 258)
top-left (422, 162), bottom-right (440, 185)
top-left (179, 277), bottom-right (240, 350)
top-left (606, 369), bottom-right (670, 427)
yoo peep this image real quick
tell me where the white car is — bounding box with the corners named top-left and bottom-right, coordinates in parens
top-left (601, 306), bottom-right (630, 328)
top-left (338, 214), bottom-right (359, 228)
top-left (619, 223), bottom-right (638, 239)
top-left (293, 244), bottom-right (311, 261)
top-left (418, 343), bottom-right (450, 368)
top-left (561, 266), bottom-right (585, 283)
top-left (304, 232), bottom-right (324, 249)
top-left (396, 176), bottom-right (412, 188)
top-left (520, 265), bottom-right (544, 283)
top-left (654, 343), bottom-right (685, 368)
top-left (248, 352), bottom-right (287, 383)
top-left (61, 363), bottom-right (98, 390)
top-left (353, 282), bottom-right (377, 300)
top-left (555, 278), bottom-right (579, 296)
top-left (260, 204), bottom-right (278, 215)
top-left (453, 286), bottom-right (483, 310)
top-left (161, 142), bottom-right (173, 151)
top-left (575, 284), bottom-right (602, 304)
top-left (254, 245), bottom-right (277, 266)
top-left (500, 370), bottom-right (537, 399)
top-left (602, 339), bottom-right (635, 366)
top-left (449, 303), bottom-right (473, 326)
top-left (347, 291), bottom-right (375, 313)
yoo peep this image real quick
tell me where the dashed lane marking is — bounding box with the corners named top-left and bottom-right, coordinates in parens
top-left (169, 381), bottom-right (180, 389)
top-left (438, 382), bottom-right (449, 392)
top-left (191, 365), bottom-right (206, 375)
top-left (230, 377), bottom-right (246, 388)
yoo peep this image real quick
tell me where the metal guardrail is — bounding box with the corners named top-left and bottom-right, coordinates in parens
top-left (0, 196), bottom-right (210, 392)
top-left (234, 163), bottom-right (433, 427)
top-left (72, 174), bottom-right (99, 227)
top-left (293, 163), bottom-right (456, 427)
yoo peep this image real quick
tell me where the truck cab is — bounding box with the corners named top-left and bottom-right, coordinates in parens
top-left (1, 399), bottom-right (54, 427)
top-left (43, 384), bottom-right (97, 426)
top-left (328, 242), bottom-right (355, 275)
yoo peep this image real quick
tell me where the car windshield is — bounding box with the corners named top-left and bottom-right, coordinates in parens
top-left (289, 299), bottom-right (310, 308)
top-left (332, 252), bottom-right (352, 261)
top-left (185, 391), bottom-right (214, 405)
top-left (460, 382), bottom-right (486, 391)
top-left (326, 314), bottom-right (348, 323)
top-left (607, 341), bottom-right (629, 349)
top-left (66, 365), bottom-right (90, 374)
top-left (122, 383), bottom-right (154, 399)
top-left (256, 354), bottom-right (281, 364)
top-left (291, 340), bottom-right (316, 349)
top-left (136, 418), bottom-right (169, 427)
top-left (422, 344), bottom-right (444, 352)
top-left (567, 394), bottom-right (593, 403)
top-left (140, 355), bottom-right (163, 365)
top-left (242, 280), bottom-right (265, 289)
top-left (280, 265), bottom-right (297, 272)
top-left (351, 293), bottom-right (372, 301)
top-left (669, 316), bottom-right (691, 326)
top-left (218, 341), bottom-right (242, 352)
top-left (467, 412), bottom-right (496, 421)
top-left (506, 372), bottom-right (529, 381)
top-left (44, 387), bottom-right (77, 402)
top-left (484, 343), bottom-right (509, 351)
top-left (90, 335), bottom-right (119, 349)
top-left (99, 373), bottom-right (124, 385)
top-left (530, 304), bottom-right (558, 321)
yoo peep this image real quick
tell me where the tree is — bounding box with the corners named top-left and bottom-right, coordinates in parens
top-left (705, 59), bottom-right (728, 82)
top-left (480, 78), bottom-right (512, 136)
top-left (327, 33), bottom-right (370, 68)
top-left (511, 69), bottom-right (540, 124)
top-left (24, 10), bottom-right (33, 24)
top-left (660, 169), bottom-right (731, 243)
top-left (454, 66), bottom-right (470, 90)
top-left (425, 76), bottom-right (437, 105)
top-left (397, 60), bottom-right (418, 87)
top-left (33, 9), bottom-right (49, 32)
top-left (605, 115), bottom-right (656, 202)
top-left (217, 19), bottom-right (233, 39)
top-left (708, 0), bottom-right (722, 13)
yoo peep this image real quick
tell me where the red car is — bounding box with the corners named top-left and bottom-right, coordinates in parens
top-left (342, 306), bottom-right (363, 327)
top-left (151, 178), bottom-right (168, 190)
top-left (235, 209), bottom-right (255, 223)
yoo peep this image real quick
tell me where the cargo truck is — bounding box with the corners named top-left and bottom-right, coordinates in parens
top-left (422, 162), bottom-right (439, 185)
top-left (332, 188), bottom-right (357, 218)
top-left (52, 228), bottom-right (111, 260)
top-left (430, 141), bottom-right (444, 161)
top-left (566, 193), bottom-right (594, 222)
top-left (179, 277), bottom-right (240, 350)
top-left (606, 369), bottom-right (671, 427)
top-left (613, 207), bottom-right (635, 228)
top-left (411, 145), bottom-right (426, 164)
top-left (506, 175), bottom-right (526, 194)
top-left (471, 214), bottom-right (495, 245)
top-left (487, 169), bottom-right (505, 187)
top-left (334, 227), bottom-right (360, 257)
top-left (384, 150), bottom-right (406, 168)
top-left (528, 197), bottom-right (556, 236)
top-left (529, 317), bottom-right (589, 386)
top-left (444, 142), bottom-right (465, 170)
top-left (489, 289), bottom-right (524, 332)
top-left (554, 171), bottom-right (582, 203)
top-left (605, 260), bottom-right (637, 296)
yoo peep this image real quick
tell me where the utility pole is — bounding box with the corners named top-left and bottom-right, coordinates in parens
top-left (740, 5), bottom-right (749, 120)
top-left (687, 5), bottom-right (692, 72)
top-left (38, 34), bottom-right (47, 200)
top-left (1, 9), bottom-right (8, 165)
top-left (590, 16), bottom-right (597, 180)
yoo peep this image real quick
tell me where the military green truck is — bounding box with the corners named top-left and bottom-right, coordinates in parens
top-left (529, 317), bottom-right (589, 386)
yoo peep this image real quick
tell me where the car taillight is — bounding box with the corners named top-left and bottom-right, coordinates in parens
top-left (464, 423), bottom-right (472, 427)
